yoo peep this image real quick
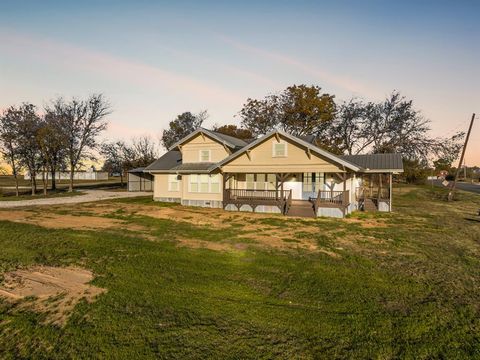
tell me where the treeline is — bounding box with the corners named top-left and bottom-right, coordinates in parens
top-left (161, 86), bottom-right (464, 183)
top-left (0, 94), bottom-right (110, 196)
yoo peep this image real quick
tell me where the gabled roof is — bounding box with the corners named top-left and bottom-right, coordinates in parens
top-left (168, 128), bottom-right (247, 151)
top-left (144, 150), bottom-right (182, 172)
top-left (214, 130), bottom-right (362, 172)
top-left (340, 154), bottom-right (404, 173)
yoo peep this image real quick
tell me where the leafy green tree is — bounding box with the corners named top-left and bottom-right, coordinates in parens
top-left (239, 85), bottom-right (336, 137)
top-left (212, 124), bottom-right (253, 140)
top-left (161, 111), bottom-right (208, 149)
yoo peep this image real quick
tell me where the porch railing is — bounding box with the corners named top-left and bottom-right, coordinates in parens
top-left (223, 188), bottom-right (292, 214)
top-left (355, 187), bottom-right (390, 201)
top-left (312, 190), bottom-right (349, 209)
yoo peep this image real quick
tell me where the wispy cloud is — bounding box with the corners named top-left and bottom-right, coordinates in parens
top-left (0, 29), bottom-right (245, 105)
top-left (216, 34), bottom-right (381, 98)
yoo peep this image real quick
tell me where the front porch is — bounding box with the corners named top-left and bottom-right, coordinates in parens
top-left (221, 171), bottom-right (393, 217)
top-left (222, 172), bottom-right (354, 217)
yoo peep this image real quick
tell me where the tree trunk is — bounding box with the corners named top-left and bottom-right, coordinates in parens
top-left (12, 166), bottom-right (19, 197)
top-left (120, 172), bottom-right (123, 187)
top-left (42, 169), bottom-right (47, 196)
top-left (69, 163), bottom-right (74, 192)
top-left (33, 174), bottom-right (37, 195)
top-left (51, 167), bottom-right (56, 191)
top-left (31, 174), bottom-right (35, 196)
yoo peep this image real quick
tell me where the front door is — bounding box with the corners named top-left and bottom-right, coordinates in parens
top-left (283, 181), bottom-right (303, 200)
top-left (302, 173), bottom-right (325, 200)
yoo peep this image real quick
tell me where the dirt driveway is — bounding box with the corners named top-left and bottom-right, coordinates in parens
top-left (0, 190), bottom-right (151, 208)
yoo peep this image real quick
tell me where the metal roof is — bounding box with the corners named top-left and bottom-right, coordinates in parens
top-left (210, 131), bottom-right (248, 148)
top-left (128, 167), bottom-right (146, 173)
top-left (170, 162), bottom-right (215, 173)
top-left (144, 150), bottom-right (182, 172)
top-left (340, 153), bottom-right (404, 172)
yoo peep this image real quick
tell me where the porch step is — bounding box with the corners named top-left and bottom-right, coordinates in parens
top-left (286, 201), bottom-right (316, 218)
top-left (363, 198), bottom-right (377, 212)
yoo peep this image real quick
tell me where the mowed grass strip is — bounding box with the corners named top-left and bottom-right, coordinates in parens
top-left (0, 185), bottom-right (480, 359)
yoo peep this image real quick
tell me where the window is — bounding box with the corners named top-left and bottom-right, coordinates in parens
top-left (189, 174), bottom-right (198, 192)
top-left (200, 174), bottom-right (209, 192)
top-left (210, 174), bottom-right (220, 193)
top-left (272, 141), bottom-right (287, 157)
top-left (168, 174), bottom-right (179, 192)
top-left (267, 174), bottom-right (276, 190)
top-left (189, 174), bottom-right (220, 193)
top-left (199, 150), bottom-right (211, 162)
top-left (256, 174), bottom-right (266, 190)
top-left (246, 174), bottom-right (255, 190)
top-left (245, 174), bottom-right (276, 190)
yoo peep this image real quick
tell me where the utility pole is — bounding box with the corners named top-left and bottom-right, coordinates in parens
top-left (448, 113), bottom-right (475, 201)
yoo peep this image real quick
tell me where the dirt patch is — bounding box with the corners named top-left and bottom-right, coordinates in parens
top-left (0, 266), bottom-right (105, 326)
top-left (0, 209), bottom-right (145, 232)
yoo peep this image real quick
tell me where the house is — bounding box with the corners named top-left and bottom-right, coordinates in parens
top-left (141, 128), bottom-right (403, 218)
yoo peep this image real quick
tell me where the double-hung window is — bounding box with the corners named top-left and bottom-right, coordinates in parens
top-left (168, 174), bottom-right (179, 191)
top-left (199, 150), bottom-right (211, 162)
top-left (189, 174), bottom-right (220, 193)
top-left (272, 141), bottom-right (287, 157)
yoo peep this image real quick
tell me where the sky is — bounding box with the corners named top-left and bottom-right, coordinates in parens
top-left (0, 0), bottom-right (479, 165)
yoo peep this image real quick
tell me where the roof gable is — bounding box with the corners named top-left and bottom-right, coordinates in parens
top-left (168, 128), bottom-right (247, 151)
top-left (215, 130), bottom-right (361, 172)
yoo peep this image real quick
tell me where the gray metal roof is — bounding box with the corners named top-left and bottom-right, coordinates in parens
top-left (170, 162), bottom-right (215, 173)
top-left (340, 153), bottom-right (404, 172)
top-left (210, 131), bottom-right (248, 148)
top-left (128, 167), bottom-right (146, 173)
top-left (144, 150), bottom-right (182, 172)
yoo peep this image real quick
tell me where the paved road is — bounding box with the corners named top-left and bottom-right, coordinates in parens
top-left (432, 180), bottom-right (480, 194)
top-left (0, 190), bottom-right (151, 208)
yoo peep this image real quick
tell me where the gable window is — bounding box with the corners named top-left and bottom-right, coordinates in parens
top-left (189, 174), bottom-right (220, 193)
top-left (199, 150), bottom-right (211, 162)
top-left (168, 174), bottom-right (180, 192)
top-left (272, 141), bottom-right (287, 157)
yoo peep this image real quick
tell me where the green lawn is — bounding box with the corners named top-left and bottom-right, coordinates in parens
top-left (0, 185), bottom-right (479, 359)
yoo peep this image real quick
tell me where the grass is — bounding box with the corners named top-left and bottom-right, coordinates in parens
top-left (0, 185), bottom-right (480, 358)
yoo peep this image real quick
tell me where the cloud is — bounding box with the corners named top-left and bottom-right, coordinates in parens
top-left (216, 34), bottom-right (381, 98)
top-left (0, 29), bottom-right (245, 105)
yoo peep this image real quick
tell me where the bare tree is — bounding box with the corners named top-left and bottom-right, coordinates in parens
top-left (47, 94), bottom-right (111, 192)
top-left (16, 104), bottom-right (42, 195)
top-left (37, 112), bottom-right (67, 191)
top-left (0, 107), bottom-right (22, 196)
top-left (131, 136), bottom-right (159, 166)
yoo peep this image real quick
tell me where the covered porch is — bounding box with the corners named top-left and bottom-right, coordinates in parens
top-left (221, 172), bottom-right (355, 217)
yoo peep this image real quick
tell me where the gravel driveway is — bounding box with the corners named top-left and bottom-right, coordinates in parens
top-left (0, 190), bottom-right (151, 208)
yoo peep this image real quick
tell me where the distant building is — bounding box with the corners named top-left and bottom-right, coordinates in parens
top-left (24, 166), bottom-right (108, 181)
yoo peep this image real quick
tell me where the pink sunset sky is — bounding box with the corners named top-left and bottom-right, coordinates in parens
top-left (0, 1), bottom-right (479, 165)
